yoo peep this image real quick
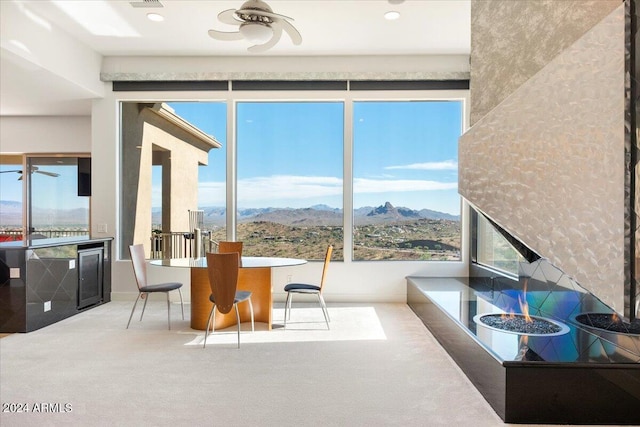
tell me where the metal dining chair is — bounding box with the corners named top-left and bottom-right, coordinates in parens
top-left (127, 244), bottom-right (184, 330)
top-left (203, 252), bottom-right (254, 348)
top-left (283, 244), bottom-right (332, 329)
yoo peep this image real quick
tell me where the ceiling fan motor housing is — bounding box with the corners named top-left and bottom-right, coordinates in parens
top-left (208, 0), bottom-right (302, 52)
top-left (237, 0), bottom-right (274, 23)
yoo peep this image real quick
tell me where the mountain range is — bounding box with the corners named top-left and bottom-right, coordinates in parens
top-left (0, 200), bottom-right (459, 228)
top-left (200, 201), bottom-right (458, 226)
top-left (0, 200), bottom-right (90, 227)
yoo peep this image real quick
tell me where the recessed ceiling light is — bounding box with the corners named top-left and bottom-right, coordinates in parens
top-left (384, 11), bottom-right (400, 20)
top-left (147, 13), bottom-right (164, 22)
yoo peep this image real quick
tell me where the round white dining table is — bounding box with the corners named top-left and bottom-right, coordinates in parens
top-left (151, 256), bottom-right (307, 330)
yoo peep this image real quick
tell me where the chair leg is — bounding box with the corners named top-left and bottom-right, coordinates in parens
top-left (287, 292), bottom-right (294, 319)
top-left (234, 303), bottom-right (241, 349)
top-left (248, 297), bottom-right (255, 332)
top-left (318, 293), bottom-right (330, 322)
top-left (318, 294), bottom-right (330, 330)
top-left (177, 288), bottom-right (185, 320)
top-left (284, 292), bottom-right (291, 328)
top-left (126, 293), bottom-right (142, 329)
top-left (203, 304), bottom-right (216, 349)
top-left (140, 293), bottom-right (149, 321)
top-left (166, 292), bottom-right (171, 330)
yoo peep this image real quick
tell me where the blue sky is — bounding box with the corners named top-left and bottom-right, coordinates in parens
top-left (0, 167), bottom-right (24, 202)
top-left (0, 100), bottom-right (462, 216)
top-left (167, 100), bottom-right (462, 214)
top-left (0, 164), bottom-right (88, 210)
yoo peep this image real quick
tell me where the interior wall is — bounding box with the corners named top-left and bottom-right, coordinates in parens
top-left (0, 116), bottom-right (91, 153)
top-left (1, 1), bottom-right (103, 116)
top-left (461, 2), bottom-right (625, 311)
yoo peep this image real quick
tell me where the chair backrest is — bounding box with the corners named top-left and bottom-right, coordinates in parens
top-left (318, 245), bottom-right (333, 293)
top-left (217, 241), bottom-right (243, 256)
top-left (129, 244), bottom-right (148, 290)
top-left (206, 252), bottom-right (240, 314)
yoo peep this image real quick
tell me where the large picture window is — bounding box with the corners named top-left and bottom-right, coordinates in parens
top-left (118, 87), bottom-right (466, 263)
top-left (28, 156), bottom-right (90, 238)
top-left (236, 102), bottom-right (344, 260)
top-left (352, 101), bottom-right (462, 261)
top-left (0, 155), bottom-right (23, 241)
top-left (0, 155), bottom-right (89, 241)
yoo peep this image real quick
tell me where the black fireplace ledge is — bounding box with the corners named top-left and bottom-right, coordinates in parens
top-left (407, 276), bottom-right (640, 425)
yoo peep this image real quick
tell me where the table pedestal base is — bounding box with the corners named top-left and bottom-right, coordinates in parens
top-left (190, 267), bottom-right (272, 331)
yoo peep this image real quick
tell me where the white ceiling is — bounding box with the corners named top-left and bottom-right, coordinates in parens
top-left (0, 0), bottom-right (471, 116)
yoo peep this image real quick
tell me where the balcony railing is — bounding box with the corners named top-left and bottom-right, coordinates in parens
top-left (0, 229), bottom-right (88, 242)
top-left (150, 231), bottom-right (216, 259)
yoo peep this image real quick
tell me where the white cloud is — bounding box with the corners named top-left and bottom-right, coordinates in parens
top-left (354, 178), bottom-right (457, 193)
top-left (198, 181), bottom-right (226, 205)
top-left (384, 160), bottom-right (458, 171)
top-left (238, 175), bottom-right (343, 201)
top-left (193, 175), bottom-right (457, 206)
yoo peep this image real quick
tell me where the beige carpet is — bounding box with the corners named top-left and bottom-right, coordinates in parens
top-left (0, 301), bottom-right (588, 427)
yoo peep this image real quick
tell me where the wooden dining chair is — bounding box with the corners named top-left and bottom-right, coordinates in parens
top-left (218, 240), bottom-right (249, 295)
top-left (127, 244), bottom-right (184, 330)
top-left (283, 244), bottom-right (332, 329)
top-left (217, 241), bottom-right (243, 256)
top-left (203, 252), bottom-right (254, 348)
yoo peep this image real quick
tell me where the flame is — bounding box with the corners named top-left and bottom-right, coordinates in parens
top-left (501, 310), bottom-right (516, 320)
top-left (518, 295), bottom-right (533, 323)
top-left (499, 278), bottom-right (533, 323)
top-left (517, 277), bottom-right (532, 323)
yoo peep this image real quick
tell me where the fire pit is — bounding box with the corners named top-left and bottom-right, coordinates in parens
top-left (575, 312), bottom-right (640, 335)
top-left (407, 272), bottom-right (640, 425)
top-left (474, 312), bottom-right (570, 337)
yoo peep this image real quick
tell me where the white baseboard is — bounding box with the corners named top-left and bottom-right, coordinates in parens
top-left (109, 291), bottom-right (407, 304)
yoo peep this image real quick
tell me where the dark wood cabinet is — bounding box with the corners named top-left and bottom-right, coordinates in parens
top-left (78, 247), bottom-right (103, 309)
top-left (0, 237), bottom-right (112, 332)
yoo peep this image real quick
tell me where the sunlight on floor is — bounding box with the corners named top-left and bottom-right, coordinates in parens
top-left (183, 306), bottom-right (387, 346)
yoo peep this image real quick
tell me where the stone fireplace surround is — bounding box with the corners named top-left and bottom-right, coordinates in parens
top-left (413, 2), bottom-right (640, 423)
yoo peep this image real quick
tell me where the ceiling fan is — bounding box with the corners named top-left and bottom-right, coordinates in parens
top-left (0, 167), bottom-right (60, 180)
top-left (208, 0), bottom-right (302, 53)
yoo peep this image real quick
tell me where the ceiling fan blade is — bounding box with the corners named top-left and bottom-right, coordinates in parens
top-left (279, 19), bottom-right (302, 45)
top-left (208, 29), bottom-right (244, 41)
top-left (247, 25), bottom-right (282, 53)
top-left (218, 9), bottom-right (241, 26)
top-left (35, 170), bottom-right (60, 177)
top-left (0, 170), bottom-right (21, 174)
